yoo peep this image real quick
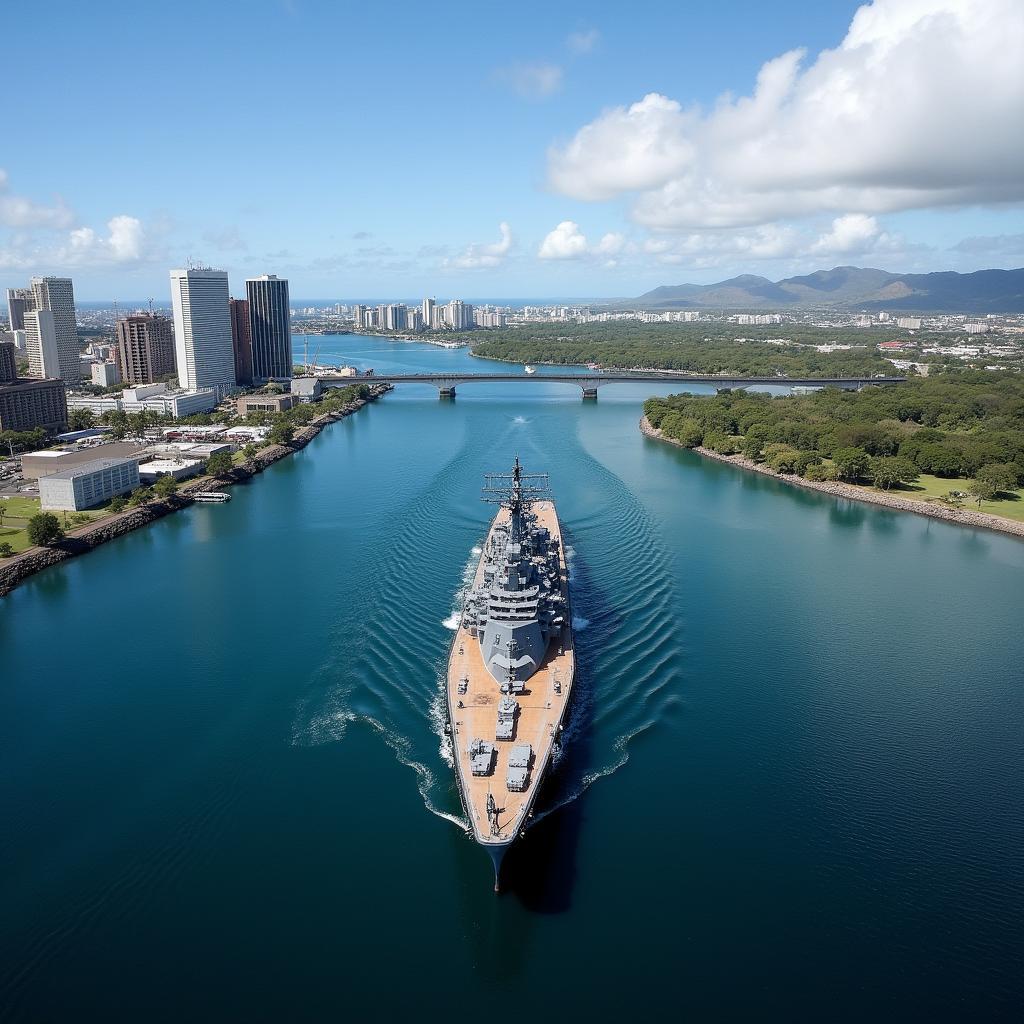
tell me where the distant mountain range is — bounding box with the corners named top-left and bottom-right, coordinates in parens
top-left (635, 266), bottom-right (1024, 313)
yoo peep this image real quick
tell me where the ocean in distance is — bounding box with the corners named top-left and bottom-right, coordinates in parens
top-left (1, 334), bottom-right (1021, 1021)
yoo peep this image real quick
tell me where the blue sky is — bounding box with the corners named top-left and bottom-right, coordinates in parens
top-left (2, 0), bottom-right (1023, 300)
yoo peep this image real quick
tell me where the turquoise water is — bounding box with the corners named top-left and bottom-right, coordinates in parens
top-left (1, 335), bottom-right (1022, 1020)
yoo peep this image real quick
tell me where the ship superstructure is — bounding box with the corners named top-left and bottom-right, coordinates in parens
top-left (446, 458), bottom-right (575, 889)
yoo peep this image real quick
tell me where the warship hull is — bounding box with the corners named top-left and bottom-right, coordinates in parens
top-left (446, 497), bottom-right (575, 890)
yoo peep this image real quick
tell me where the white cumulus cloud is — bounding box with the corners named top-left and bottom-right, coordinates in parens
top-left (548, 0), bottom-right (1024, 229)
top-left (811, 214), bottom-right (893, 255)
top-left (538, 222), bottom-right (628, 263)
top-left (445, 222), bottom-right (513, 269)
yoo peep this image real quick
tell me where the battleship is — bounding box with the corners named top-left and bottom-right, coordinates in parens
top-left (446, 458), bottom-right (576, 890)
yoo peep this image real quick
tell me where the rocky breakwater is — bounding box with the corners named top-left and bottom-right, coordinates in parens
top-left (640, 415), bottom-right (1024, 541)
top-left (0, 385), bottom-right (392, 598)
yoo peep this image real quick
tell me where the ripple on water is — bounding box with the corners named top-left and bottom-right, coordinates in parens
top-left (289, 418), bottom-right (686, 840)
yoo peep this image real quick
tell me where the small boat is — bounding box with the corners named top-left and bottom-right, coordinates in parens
top-left (193, 491), bottom-right (231, 503)
top-left (524, 365), bottom-right (536, 374)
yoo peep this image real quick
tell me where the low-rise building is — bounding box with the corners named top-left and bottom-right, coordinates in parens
top-left (21, 441), bottom-right (147, 480)
top-left (148, 441), bottom-right (234, 460)
top-left (39, 457), bottom-right (140, 511)
top-left (290, 377), bottom-right (323, 402)
top-left (236, 393), bottom-right (298, 416)
top-left (137, 458), bottom-right (204, 483)
top-left (66, 382), bottom-right (218, 419)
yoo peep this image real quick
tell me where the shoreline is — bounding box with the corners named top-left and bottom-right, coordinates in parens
top-left (0, 385), bottom-right (392, 598)
top-left (639, 415), bottom-right (1024, 541)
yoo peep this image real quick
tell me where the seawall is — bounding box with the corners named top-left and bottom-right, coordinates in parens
top-left (639, 415), bottom-right (1024, 541)
top-left (0, 385), bottom-right (391, 598)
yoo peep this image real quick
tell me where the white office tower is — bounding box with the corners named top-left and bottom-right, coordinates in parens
top-left (170, 268), bottom-right (234, 396)
top-left (385, 304), bottom-right (407, 331)
top-left (30, 277), bottom-right (79, 381)
top-left (246, 274), bottom-right (292, 380)
top-left (444, 299), bottom-right (473, 330)
top-left (24, 309), bottom-right (60, 379)
top-left (422, 297), bottom-right (435, 328)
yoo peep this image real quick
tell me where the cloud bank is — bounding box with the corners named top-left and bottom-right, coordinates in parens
top-left (548, 0), bottom-right (1024, 230)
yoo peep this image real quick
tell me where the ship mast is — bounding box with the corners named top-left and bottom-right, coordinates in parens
top-left (481, 456), bottom-right (550, 542)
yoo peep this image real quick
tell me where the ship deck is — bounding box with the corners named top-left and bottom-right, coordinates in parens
top-left (447, 501), bottom-right (575, 845)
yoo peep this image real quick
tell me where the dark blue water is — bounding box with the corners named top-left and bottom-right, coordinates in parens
top-left (1, 335), bottom-right (1022, 1021)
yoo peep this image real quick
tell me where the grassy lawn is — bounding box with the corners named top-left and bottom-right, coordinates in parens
top-left (855, 474), bottom-right (1024, 523)
top-left (0, 494), bottom-right (120, 555)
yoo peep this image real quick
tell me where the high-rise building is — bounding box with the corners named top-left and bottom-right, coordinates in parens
top-left (30, 277), bottom-right (79, 381)
top-left (444, 299), bottom-right (473, 330)
top-left (246, 275), bottom-right (292, 381)
top-left (91, 361), bottom-right (121, 387)
top-left (0, 341), bottom-right (17, 384)
top-left (229, 298), bottom-right (252, 385)
top-left (406, 308), bottom-right (423, 332)
top-left (24, 309), bottom-right (61, 379)
top-left (353, 304), bottom-right (367, 330)
top-left (169, 268), bottom-right (234, 396)
top-left (385, 304), bottom-right (407, 331)
top-left (6, 287), bottom-right (35, 331)
top-left (422, 297), bottom-right (435, 328)
top-left (0, 340), bottom-right (67, 432)
top-left (115, 314), bottom-right (176, 385)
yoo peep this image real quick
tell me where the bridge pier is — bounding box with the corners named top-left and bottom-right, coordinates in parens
top-left (438, 386), bottom-right (456, 400)
top-left (581, 387), bottom-right (599, 401)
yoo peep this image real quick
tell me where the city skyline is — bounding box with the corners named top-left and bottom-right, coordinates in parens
top-left (2, 0), bottom-right (1023, 300)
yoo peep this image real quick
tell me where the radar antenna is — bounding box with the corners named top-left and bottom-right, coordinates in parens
top-left (482, 457), bottom-right (550, 541)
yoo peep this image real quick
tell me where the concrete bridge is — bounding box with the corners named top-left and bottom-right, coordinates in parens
top-left (319, 370), bottom-right (906, 400)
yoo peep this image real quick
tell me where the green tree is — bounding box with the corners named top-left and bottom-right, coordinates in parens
top-left (869, 456), bottom-right (920, 490)
top-left (703, 430), bottom-right (740, 455)
top-left (832, 446), bottom-right (870, 482)
top-left (975, 462), bottom-right (1020, 496)
top-left (127, 411), bottom-right (149, 438)
top-left (764, 443), bottom-right (802, 474)
top-left (104, 409), bottom-right (129, 439)
top-left (67, 408), bottom-right (96, 431)
top-left (152, 474), bottom-right (179, 498)
top-left (0, 542), bottom-right (14, 558)
top-left (267, 423), bottom-right (295, 446)
top-left (968, 478), bottom-right (996, 507)
top-left (793, 451), bottom-right (823, 476)
top-left (26, 512), bottom-right (64, 546)
top-left (205, 451), bottom-right (234, 477)
top-left (109, 495), bottom-right (128, 513)
top-left (804, 463), bottom-right (837, 482)
top-left (741, 425), bottom-right (770, 461)
top-left (128, 486), bottom-right (154, 507)
top-left (242, 442), bottom-right (259, 462)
